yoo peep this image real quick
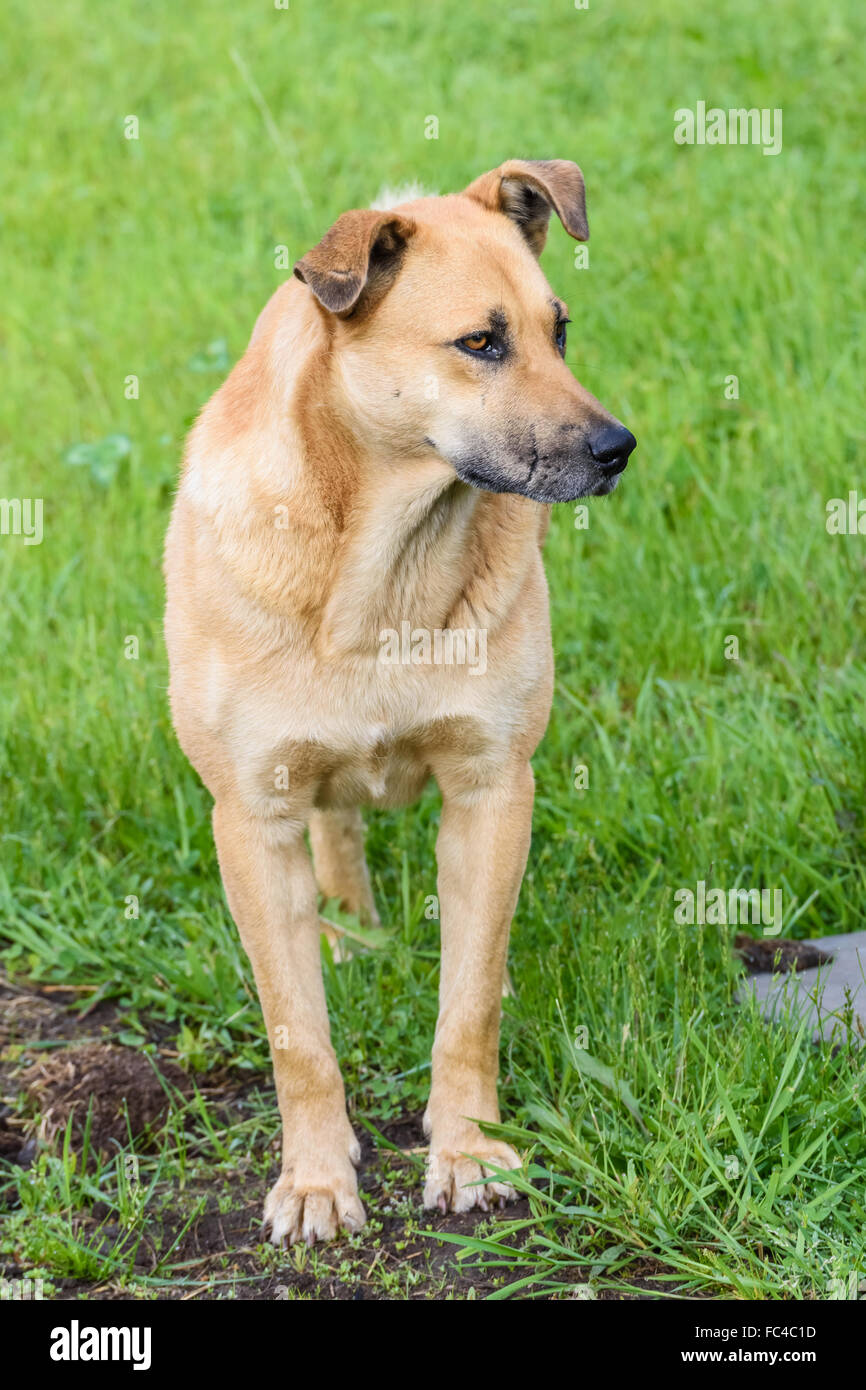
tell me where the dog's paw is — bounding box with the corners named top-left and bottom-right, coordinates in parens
top-left (319, 916), bottom-right (352, 963)
top-left (423, 1139), bottom-right (521, 1215)
top-left (263, 1143), bottom-right (364, 1246)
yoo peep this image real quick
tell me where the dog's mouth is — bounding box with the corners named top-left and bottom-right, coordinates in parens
top-left (587, 470), bottom-right (624, 497)
top-left (451, 453), bottom-right (629, 504)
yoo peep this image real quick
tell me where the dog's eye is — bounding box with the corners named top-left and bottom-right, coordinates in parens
top-left (456, 332), bottom-right (502, 358)
top-left (555, 319), bottom-right (570, 354)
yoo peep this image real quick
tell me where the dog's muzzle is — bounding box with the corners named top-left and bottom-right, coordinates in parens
top-left (446, 417), bottom-right (638, 504)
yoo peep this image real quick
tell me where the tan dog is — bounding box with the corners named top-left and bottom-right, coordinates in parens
top-left (164, 160), bottom-right (636, 1246)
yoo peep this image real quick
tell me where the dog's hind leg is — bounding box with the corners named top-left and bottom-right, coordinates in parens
top-left (310, 808), bottom-right (380, 929)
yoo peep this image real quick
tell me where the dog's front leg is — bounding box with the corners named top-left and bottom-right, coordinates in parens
top-left (212, 801), bottom-right (364, 1245)
top-left (423, 761), bottom-right (533, 1213)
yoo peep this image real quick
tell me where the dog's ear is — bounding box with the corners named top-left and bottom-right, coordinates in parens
top-left (294, 210), bottom-right (416, 316)
top-left (462, 159), bottom-right (588, 256)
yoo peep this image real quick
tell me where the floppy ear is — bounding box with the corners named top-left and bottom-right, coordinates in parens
top-left (294, 210), bottom-right (416, 316)
top-left (462, 159), bottom-right (588, 256)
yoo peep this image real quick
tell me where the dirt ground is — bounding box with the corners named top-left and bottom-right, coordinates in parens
top-left (1, 956), bottom-right (799, 1300)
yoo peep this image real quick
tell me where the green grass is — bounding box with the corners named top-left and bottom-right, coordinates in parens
top-left (1, 0), bottom-right (865, 1298)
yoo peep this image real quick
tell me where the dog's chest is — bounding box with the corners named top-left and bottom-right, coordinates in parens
top-left (233, 652), bottom-right (506, 814)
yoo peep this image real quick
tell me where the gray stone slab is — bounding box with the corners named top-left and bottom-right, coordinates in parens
top-left (739, 931), bottom-right (866, 1045)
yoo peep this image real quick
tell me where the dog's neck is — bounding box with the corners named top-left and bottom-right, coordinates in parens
top-left (316, 461), bottom-right (475, 658)
top-left (309, 423), bottom-right (545, 663)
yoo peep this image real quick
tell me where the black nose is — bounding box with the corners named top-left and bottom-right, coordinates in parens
top-left (588, 422), bottom-right (637, 475)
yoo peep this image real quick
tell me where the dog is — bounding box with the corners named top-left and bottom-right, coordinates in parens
top-left (164, 159), bottom-right (636, 1246)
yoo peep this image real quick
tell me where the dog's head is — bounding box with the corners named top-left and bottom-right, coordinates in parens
top-left (293, 160), bottom-right (636, 503)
